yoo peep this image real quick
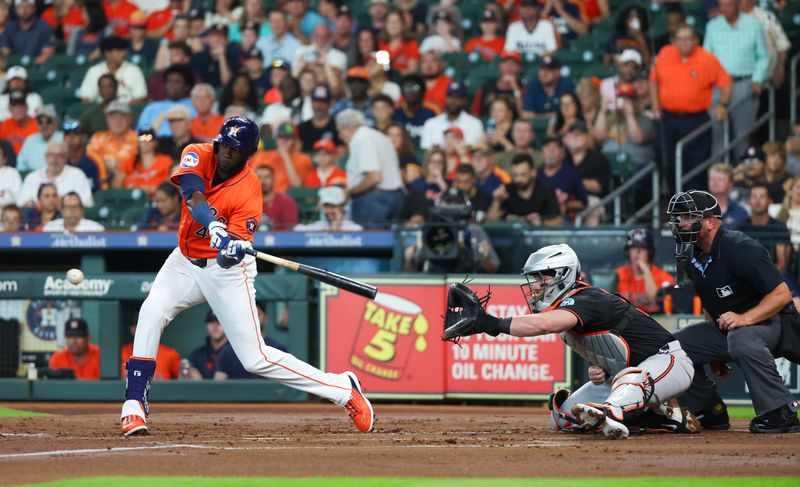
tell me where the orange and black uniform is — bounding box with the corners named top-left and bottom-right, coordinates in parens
top-left (170, 143), bottom-right (263, 259)
top-left (547, 281), bottom-right (676, 366)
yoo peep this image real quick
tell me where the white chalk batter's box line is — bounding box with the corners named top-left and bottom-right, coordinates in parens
top-left (0, 440), bottom-right (582, 459)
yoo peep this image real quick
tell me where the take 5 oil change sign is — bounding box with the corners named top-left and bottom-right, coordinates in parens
top-left (319, 278), bottom-right (446, 399)
top-left (319, 277), bottom-right (571, 400)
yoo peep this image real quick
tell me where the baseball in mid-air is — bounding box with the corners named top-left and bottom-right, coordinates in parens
top-left (66, 268), bottom-right (84, 285)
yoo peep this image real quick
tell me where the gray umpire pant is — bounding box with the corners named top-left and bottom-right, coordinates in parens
top-left (673, 317), bottom-right (793, 416)
top-left (711, 79), bottom-right (758, 162)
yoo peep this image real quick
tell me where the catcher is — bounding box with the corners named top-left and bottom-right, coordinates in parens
top-left (443, 243), bottom-right (700, 439)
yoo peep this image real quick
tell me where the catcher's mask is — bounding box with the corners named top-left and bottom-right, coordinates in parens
top-left (520, 244), bottom-right (580, 313)
top-left (666, 190), bottom-right (720, 247)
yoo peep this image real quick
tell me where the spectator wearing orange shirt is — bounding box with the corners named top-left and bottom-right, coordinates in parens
top-left (419, 51), bottom-right (451, 111)
top-left (189, 83), bottom-right (224, 143)
top-left (465, 8), bottom-right (506, 62)
top-left (612, 228), bottom-right (675, 315)
top-left (650, 25), bottom-right (732, 193)
top-left (48, 318), bottom-right (101, 380)
top-left (102, 0), bottom-right (138, 38)
top-left (147, 0), bottom-right (188, 40)
top-left (120, 320), bottom-right (181, 381)
top-left (251, 122), bottom-right (312, 194)
top-left (86, 100), bottom-right (138, 188)
top-left (304, 139), bottom-right (346, 188)
top-left (0, 91), bottom-right (38, 155)
top-left (41, 1), bottom-right (85, 42)
top-left (378, 7), bottom-right (419, 75)
top-left (115, 128), bottom-right (173, 193)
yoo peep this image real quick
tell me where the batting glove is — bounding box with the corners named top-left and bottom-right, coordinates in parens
top-left (208, 221), bottom-right (230, 249)
top-left (221, 240), bottom-right (252, 261)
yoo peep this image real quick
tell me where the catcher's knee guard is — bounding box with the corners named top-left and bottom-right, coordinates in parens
top-left (603, 367), bottom-right (654, 422)
top-left (549, 389), bottom-right (580, 431)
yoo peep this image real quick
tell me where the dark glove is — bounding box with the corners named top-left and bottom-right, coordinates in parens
top-left (443, 283), bottom-right (510, 342)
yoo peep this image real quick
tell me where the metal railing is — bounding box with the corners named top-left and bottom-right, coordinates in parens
top-left (575, 162), bottom-right (659, 228)
top-left (791, 51), bottom-right (800, 126)
top-left (676, 86), bottom-right (776, 193)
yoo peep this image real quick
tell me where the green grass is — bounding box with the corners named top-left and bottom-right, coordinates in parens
top-left (0, 406), bottom-right (51, 417)
top-left (18, 478), bottom-right (800, 487)
top-left (728, 407), bottom-right (756, 419)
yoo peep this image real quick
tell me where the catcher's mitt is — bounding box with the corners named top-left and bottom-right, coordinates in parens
top-left (443, 282), bottom-right (495, 343)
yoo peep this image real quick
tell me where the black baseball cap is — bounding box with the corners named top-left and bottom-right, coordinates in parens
top-left (100, 36), bottom-right (128, 52)
top-left (205, 310), bottom-right (219, 323)
top-left (567, 120), bottom-right (588, 134)
top-left (740, 146), bottom-right (766, 164)
top-left (65, 318), bottom-right (89, 337)
top-left (269, 58), bottom-right (289, 71)
top-left (541, 56), bottom-right (561, 70)
top-left (245, 48), bottom-right (263, 60)
top-left (311, 85), bottom-right (331, 101)
top-left (482, 9), bottom-right (498, 21)
top-left (62, 119), bottom-right (85, 134)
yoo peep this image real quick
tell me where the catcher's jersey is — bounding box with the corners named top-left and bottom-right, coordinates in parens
top-left (546, 282), bottom-right (675, 366)
top-left (170, 143), bottom-right (262, 259)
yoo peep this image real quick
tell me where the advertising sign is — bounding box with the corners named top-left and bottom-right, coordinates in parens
top-left (320, 278), bottom-right (446, 399)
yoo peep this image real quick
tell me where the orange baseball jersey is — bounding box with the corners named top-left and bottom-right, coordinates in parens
top-left (120, 343), bottom-right (181, 380)
top-left (48, 343), bottom-right (101, 380)
top-left (170, 143), bottom-right (263, 259)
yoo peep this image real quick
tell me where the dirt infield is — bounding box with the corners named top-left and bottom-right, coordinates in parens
top-left (0, 402), bottom-right (798, 485)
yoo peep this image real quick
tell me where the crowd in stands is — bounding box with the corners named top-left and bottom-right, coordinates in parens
top-left (0, 0), bottom-right (796, 240)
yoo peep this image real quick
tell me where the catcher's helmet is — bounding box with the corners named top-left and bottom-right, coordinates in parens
top-left (213, 116), bottom-right (259, 155)
top-left (520, 244), bottom-right (581, 313)
top-left (625, 228), bottom-right (655, 260)
top-left (666, 190), bottom-right (720, 245)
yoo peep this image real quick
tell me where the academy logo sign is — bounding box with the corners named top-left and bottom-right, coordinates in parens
top-left (44, 276), bottom-right (114, 297)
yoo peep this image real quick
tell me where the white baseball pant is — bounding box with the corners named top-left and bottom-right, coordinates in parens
top-left (133, 247), bottom-right (352, 406)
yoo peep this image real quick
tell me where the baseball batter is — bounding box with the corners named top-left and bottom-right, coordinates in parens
top-left (444, 244), bottom-right (699, 438)
top-left (121, 117), bottom-right (374, 436)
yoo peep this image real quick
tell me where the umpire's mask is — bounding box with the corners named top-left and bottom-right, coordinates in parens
top-left (666, 190), bottom-right (721, 247)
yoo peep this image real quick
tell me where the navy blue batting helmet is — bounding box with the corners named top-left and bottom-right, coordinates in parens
top-left (625, 228), bottom-right (655, 260)
top-left (213, 116), bottom-right (259, 154)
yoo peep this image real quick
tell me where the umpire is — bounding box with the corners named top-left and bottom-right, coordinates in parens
top-left (667, 190), bottom-right (799, 433)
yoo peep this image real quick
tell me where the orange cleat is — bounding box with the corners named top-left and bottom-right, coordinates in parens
top-left (343, 372), bottom-right (374, 433)
top-left (122, 414), bottom-right (148, 436)
top-left (121, 400), bottom-right (148, 437)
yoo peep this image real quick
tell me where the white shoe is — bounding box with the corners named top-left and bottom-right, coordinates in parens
top-left (571, 403), bottom-right (629, 439)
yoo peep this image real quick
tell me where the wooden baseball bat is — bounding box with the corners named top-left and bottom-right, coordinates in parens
top-left (245, 248), bottom-right (377, 299)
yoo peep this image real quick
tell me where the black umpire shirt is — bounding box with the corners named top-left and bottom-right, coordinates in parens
top-left (552, 282), bottom-right (675, 365)
top-left (683, 228), bottom-right (786, 321)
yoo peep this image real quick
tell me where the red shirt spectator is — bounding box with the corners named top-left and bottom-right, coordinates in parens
top-left (41, 5), bottom-right (86, 41)
top-left (303, 139), bottom-right (347, 187)
top-left (254, 164), bottom-right (298, 230)
top-left (48, 318), bottom-right (101, 380)
top-left (102, 0), bottom-right (138, 37)
top-left (378, 39), bottom-right (420, 74)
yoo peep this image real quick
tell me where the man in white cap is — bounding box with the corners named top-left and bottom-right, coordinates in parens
top-left (17, 104), bottom-right (63, 172)
top-left (155, 104), bottom-right (200, 161)
top-left (600, 49), bottom-right (643, 111)
top-left (294, 186), bottom-right (363, 232)
top-left (0, 66), bottom-right (42, 121)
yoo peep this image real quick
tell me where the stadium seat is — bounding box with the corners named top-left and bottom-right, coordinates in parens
top-left (287, 187), bottom-right (321, 223)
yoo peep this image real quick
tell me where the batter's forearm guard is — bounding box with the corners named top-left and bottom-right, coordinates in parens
top-left (125, 358), bottom-right (156, 415)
